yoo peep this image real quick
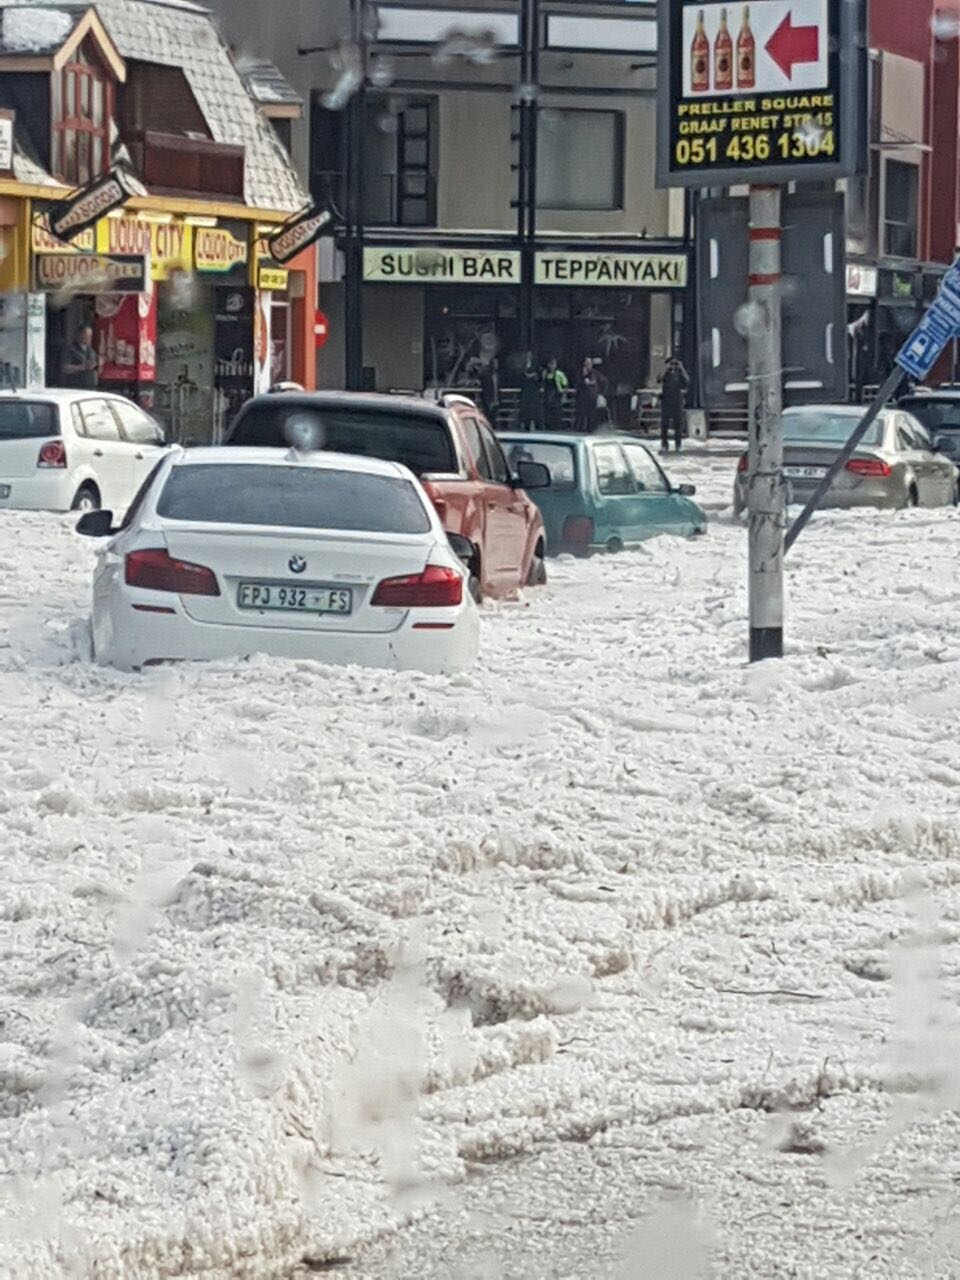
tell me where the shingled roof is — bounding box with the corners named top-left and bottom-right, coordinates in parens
top-left (0, 0), bottom-right (306, 211)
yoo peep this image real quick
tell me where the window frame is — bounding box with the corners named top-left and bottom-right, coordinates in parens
top-left (883, 158), bottom-right (919, 260)
top-left (621, 441), bottom-right (669, 494)
top-left (53, 53), bottom-right (113, 187)
top-left (78, 398), bottom-right (122, 443)
top-left (109, 399), bottom-right (165, 446)
top-left (535, 107), bottom-right (625, 213)
top-left (592, 441), bottom-right (636, 496)
top-left (477, 420), bottom-right (511, 486)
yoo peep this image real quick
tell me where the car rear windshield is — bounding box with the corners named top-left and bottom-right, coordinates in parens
top-left (0, 401), bottom-right (57, 439)
top-left (503, 440), bottom-right (576, 490)
top-left (782, 411), bottom-right (883, 447)
top-left (156, 464), bottom-right (432, 534)
top-left (900, 399), bottom-right (960, 433)
top-left (227, 405), bottom-right (457, 475)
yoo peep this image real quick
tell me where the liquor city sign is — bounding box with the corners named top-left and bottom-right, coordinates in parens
top-left (656, 0), bottom-right (865, 186)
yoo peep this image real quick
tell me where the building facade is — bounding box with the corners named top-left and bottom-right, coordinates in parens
top-left (845, 0), bottom-right (960, 392)
top-left (210, 0), bottom-right (686, 423)
top-left (0, 0), bottom-right (317, 439)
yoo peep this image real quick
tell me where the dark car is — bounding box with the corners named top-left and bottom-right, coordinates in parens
top-left (898, 390), bottom-right (960, 466)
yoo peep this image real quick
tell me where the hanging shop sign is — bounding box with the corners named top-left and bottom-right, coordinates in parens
top-left (535, 250), bottom-right (688, 288)
top-left (32, 217), bottom-right (95, 254)
top-left (267, 202), bottom-right (333, 266)
top-left (46, 167), bottom-right (144, 244)
top-left (656, 0), bottom-right (866, 186)
top-left (98, 217), bottom-right (193, 281)
top-left (258, 265), bottom-right (289, 292)
top-left (363, 247), bottom-right (521, 284)
top-left (195, 227), bottom-right (248, 274)
top-left (34, 253), bottom-right (148, 294)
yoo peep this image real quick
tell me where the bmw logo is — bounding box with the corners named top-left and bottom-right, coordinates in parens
top-left (289, 556), bottom-right (307, 574)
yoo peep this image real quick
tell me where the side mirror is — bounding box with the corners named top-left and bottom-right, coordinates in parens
top-left (514, 459), bottom-right (551, 490)
top-left (676, 482), bottom-right (697, 496)
top-left (76, 509), bottom-right (116, 537)
top-left (932, 437), bottom-right (944, 453)
top-left (447, 532), bottom-right (475, 566)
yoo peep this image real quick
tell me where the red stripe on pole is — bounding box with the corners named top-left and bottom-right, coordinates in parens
top-left (749, 227), bottom-right (781, 240)
top-left (748, 272), bottom-right (781, 286)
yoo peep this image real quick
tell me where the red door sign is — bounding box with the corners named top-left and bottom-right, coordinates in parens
top-left (314, 310), bottom-right (329, 349)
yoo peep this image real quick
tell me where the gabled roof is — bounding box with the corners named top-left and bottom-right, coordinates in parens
top-left (0, 0), bottom-right (306, 212)
top-left (0, 6), bottom-right (125, 78)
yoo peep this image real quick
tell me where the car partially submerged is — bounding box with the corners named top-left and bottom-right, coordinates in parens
top-left (498, 432), bottom-right (706, 554)
top-left (733, 404), bottom-right (959, 515)
top-left (77, 447), bottom-right (479, 674)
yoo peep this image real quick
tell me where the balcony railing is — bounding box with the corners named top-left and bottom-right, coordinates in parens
top-left (129, 132), bottom-right (245, 201)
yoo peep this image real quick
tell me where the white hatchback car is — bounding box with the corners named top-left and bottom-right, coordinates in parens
top-left (0, 389), bottom-right (168, 513)
top-left (76, 447), bottom-right (480, 674)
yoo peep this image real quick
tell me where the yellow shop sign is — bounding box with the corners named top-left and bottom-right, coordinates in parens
top-left (195, 227), bottom-right (248, 273)
top-left (32, 217), bottom-right (95, 254)
top-left (97, 217), bottom-right (193, 280)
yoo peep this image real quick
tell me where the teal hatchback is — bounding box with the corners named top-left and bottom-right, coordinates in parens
top-left (499, 432), bottom-right (707, 554)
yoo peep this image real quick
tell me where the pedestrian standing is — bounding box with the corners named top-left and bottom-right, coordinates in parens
top-left (477, 356), bottom-right (499, 425)
top-left (62, 323), bottom-right (99, 389)
top-left (542, 357), bottom-right (569, 431)
top-left (658, 356), bottom-right (690, 453)
top-left (515, 352), bottom-right (543, 432)
top-left (574, 357), bottom-right (607, 433)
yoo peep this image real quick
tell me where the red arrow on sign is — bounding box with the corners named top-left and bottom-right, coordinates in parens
top-left (765, 12), bottom-right (820, 79)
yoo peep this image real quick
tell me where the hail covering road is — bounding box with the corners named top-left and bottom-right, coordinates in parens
top-left (2, 451), bottom-right (960, 1278)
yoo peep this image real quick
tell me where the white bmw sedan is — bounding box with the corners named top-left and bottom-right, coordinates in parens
top-left (76, 447), bottom-right (480, 674)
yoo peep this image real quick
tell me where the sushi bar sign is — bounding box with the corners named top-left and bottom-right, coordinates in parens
top-left (656, 0), bottom-right (865, 186)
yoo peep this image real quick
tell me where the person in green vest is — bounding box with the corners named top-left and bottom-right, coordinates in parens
top-left (542, 357), bottom-right (569, 430)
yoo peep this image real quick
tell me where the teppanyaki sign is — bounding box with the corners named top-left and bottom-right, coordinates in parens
top-left (46, 168), bottom-right (143, 244)
top-left (535, 251), bottom-right (688, 287)
top-left (656, 0), bottom-right (865, 186)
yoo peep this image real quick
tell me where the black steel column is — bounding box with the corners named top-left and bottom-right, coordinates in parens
top-left (517, 0), bottom-right (539, 354)
top-left (344, 0), bottom-right (365, 390)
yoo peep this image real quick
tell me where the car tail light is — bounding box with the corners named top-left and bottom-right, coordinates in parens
top-left (371, 564), bottom-right (463, 608)
top-left (846, 458), bottom-right (891, 478)
top-left (37, 440), bottom-right (67, 469)
top-left (737, 454), bottom-right (749, 474)
top-left (562, 516), bottom-right (595, 545)
top-left (125, 548), bottom-right (220, 596)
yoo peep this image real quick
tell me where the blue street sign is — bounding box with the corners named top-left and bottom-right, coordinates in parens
top-left (897, 259), bottom-right (960, 379)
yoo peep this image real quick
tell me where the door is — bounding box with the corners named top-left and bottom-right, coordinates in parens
top-left (109, 398), bottom-right (168, 488)
top-left (621, 441), bottom-right (687, 537)
top-left (590, 440), bottom-right (637, 544)
top-left (904, 415), bottom-right (956, 505)
top-left (476, 418), bottom-right (530, 593)
top-left (75, 397), bottom-right (134, 510)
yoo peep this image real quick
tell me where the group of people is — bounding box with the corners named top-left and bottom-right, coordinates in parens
top-left (511, 351), bottom-right (692, 453)
top-left (514, 355), bottom-right (612, 433)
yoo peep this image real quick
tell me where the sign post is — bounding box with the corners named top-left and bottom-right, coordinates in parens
top-left (657, 0), bottom-right (865, 660)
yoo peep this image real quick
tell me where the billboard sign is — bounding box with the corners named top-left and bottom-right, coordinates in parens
top-left (656, 0), bottom-right (865, 186)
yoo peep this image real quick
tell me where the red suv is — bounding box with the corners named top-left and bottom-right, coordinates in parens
top-left (224, 391), bottom-right (549, 601)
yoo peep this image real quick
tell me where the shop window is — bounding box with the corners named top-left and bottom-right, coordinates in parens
top-left (54, 50), bottom-right (112, 187)
top-left (883, 160), bottom-right (918, 259)
top-left (537, 109), bottom-right (624, 212)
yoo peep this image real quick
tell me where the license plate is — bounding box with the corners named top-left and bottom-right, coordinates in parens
top-left (0, 485), bottom-right (10, 499)
top-left (237, 582), bottom-right (353, 614)
top-left (784, 466), bottom-right (827, 480)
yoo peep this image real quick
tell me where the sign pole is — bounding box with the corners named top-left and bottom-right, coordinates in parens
top-left (747, 184), bottom-right (784, 662)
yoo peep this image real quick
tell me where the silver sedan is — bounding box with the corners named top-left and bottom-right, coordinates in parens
top-left (733, 405), bottom-right (960, 516)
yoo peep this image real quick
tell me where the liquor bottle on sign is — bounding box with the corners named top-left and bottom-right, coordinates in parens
top-left (737, 6), bottom-right (755, 89)
top-left (714, 8), bottom-right (733, 92)
top-left (691, 10), bottom-right (709, 93)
